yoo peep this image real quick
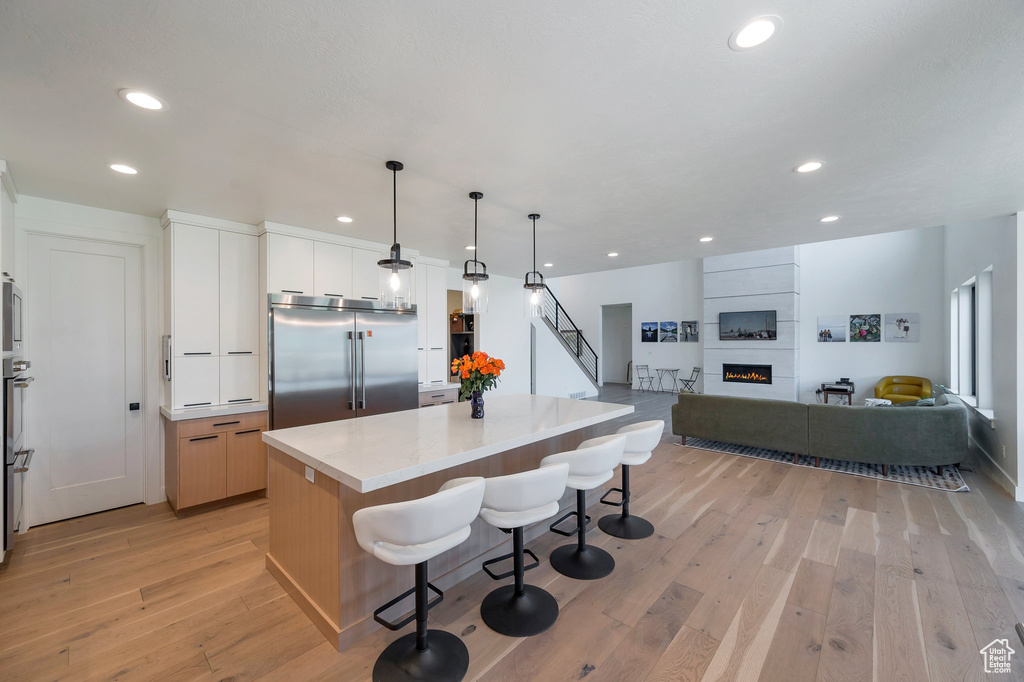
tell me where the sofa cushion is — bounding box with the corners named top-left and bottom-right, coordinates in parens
top-left (673, 392), bottom-right (809, 455)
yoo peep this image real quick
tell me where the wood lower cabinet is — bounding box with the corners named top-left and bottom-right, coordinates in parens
top-left (163, 410), bottom-right (268, 512)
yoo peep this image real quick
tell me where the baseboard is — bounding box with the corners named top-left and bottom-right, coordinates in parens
top-left (970, 438), bottom-right (1023, 501)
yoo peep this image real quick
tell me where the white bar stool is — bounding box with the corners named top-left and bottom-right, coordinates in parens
top-left (598, 420), bottom-right (664, 539)
top-left (442, 463), bottom-right (570, 637)
top-left (540, 434), bottom-right (626, 580)
top-left (353, 477), bottom-right (485, 682)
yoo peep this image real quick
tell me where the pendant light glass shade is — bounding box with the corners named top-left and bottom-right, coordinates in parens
top-left (378, 161), bottom-right (413, 309)
top-left (523, 213), bottom-right (545, 317)
top-left (462, 192), bottom-right (489, 314)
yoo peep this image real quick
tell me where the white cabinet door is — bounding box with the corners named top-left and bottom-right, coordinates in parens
top-left (173, 224), bottom-right (220, 356)
top-left (414, 266), bottom-right (427, 350)
top-left (0, 185), bottom-right (13, 282)
top-left (313, 242), bottom-right (353, 298)
top-left (266, 233), bottom-right (314, 295)
top-left (219, 231), bottom-right (258, 355)
top-left (219, 355), bottom-right (259, 405)
top-left (351, 248), bottom-right (383, 301)
top-left (427, 349), bottom-right (449, 384)
top-left (426, 265), bottom-right (447, 351)
top-left (173, 356), bottom-right (220, 409)
top-left (418, 349), bottom-right (427, 384)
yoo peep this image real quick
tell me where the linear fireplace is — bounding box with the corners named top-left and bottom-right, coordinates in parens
top-left (723, 363), bottom-right (772, 384)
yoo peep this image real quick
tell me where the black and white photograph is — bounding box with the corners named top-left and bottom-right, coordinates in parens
top-left (719, 310), bottom-right (777, 340)
top-left (885, 312), bottom-right (920, 342)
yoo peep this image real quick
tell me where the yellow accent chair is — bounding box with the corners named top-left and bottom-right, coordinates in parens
top-left (875, 376), bottom-right (933, 404)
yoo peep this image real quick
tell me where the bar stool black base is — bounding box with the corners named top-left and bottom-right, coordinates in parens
top-left (549, 544), bottom-right (615, 580)
top-left (373, 630), bottom-right (469, 682)
top-left (480, 584), bottom-right (559, 637)
top-left (598, 513), bottom-right (654, 540)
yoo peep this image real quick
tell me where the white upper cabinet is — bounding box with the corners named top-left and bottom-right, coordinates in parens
top-left (425, 265), bottom-right (447, 350)
top-left (266, 233), bottom-right (313, 295)
top-left (414, 265), bottom-right (428, 350)
top-left (172, 356), bottom-right (220, 409)
top-left (172, 224), bottom-right (220, 356)
top-left (313, 242), bottom-right (352, 298)
top-left (219, 231), bottom-right (258, 355)
top-left (0, 176), bottom-right (13, 284)
top-left (219, 355), bottom-right (259, 404)
top-left (351, 248), bottom-right (383, 301)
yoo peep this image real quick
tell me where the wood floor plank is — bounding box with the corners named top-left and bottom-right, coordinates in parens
top-left (645, 625), bottom-right (719, 682)
top-left (816, 549), bottom-right (875, 682)
top-left (802, 520), bottom-right (844, 567)
top-left (873, 570), bottom-right (929, 682)
top-left (817, 476), bottom-right (850, 526)
top-left (903, 486), bottom-right (943, 537)
top-left (674, 497), bottom-right (768, 593)
top-left (942, 535), bottom-right (1020, 653)
top-left (589, 582), bottom-right (702, 682)
top-left (787, 558), bottom-right (835, 615)
top-left (757, 602), bottom-right (826, 682)
top-left (763, 515), bottom-right (816, 572)
top-left (839, 508), bottom-right (878, 556)
top-left (844, 475), bottom-right (877, 513)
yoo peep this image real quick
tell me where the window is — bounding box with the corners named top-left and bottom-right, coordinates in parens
top-left (950, 268), bottom-right (993, 408)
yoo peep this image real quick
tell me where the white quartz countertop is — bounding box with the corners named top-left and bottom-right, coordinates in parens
top-left (160, 402), bottom-right (267, 422)
top-left (262, 394), bottom-right (633, 493)
top-left (418, 383), bottom-right (459, 393)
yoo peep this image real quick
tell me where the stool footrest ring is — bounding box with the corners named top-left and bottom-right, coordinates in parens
top-left (481, 547), bottom-right (540, 580)
top-left (549, 509), bottom-right (591, 537)
top-left (372, 581), bottom-right (444, 631)
top-left (600, 487), bottom-right (625, 507)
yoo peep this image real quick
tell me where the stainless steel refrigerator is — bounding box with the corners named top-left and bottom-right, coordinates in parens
top-left (269, 294), bottom-right (418, 429)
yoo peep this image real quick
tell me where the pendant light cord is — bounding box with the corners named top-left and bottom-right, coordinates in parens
top-left (392, 166), bottom-right (397, 245)
top-left (532, 215), bottom-right (537, 274)
top-left (473, 196), bottom-right (479, 275)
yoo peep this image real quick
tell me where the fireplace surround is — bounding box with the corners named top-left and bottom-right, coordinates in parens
top-left (723, 363), bottom-right (772, 385)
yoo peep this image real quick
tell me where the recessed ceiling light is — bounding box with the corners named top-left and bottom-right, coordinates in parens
top-left (820, 215), bottom-right (840, 223)
top-left (543, 263), bottom-right (553, 267)
top-left (728, 16), bottom-right (782, 51)
top-left (795, 161), bottom-right (824, 173)
top-left (465, 245), bottom-right (476, 251)
top-left (109, 163), bottom-right (138, 175)
top-left (118, 89), bottom-right (165, 111)
top-left (608, 252), bottom-right (619, 257)
top-left (336, 216), bottom-right (353, 223)
top-left (699, 237), bottom-right (713, 243)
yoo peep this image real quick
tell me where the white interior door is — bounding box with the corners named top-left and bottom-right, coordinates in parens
top-left (26, 234), bottom-right (145, 526)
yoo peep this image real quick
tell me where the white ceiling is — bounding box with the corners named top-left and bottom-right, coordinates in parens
top-left (1, 1), bottom-right (1022, 277)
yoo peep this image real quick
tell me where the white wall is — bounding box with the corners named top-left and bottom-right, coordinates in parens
top-left (446, 268), bottom-right (532, 396)
top-left (799, 227), bottom-right (946, 404)
top-left (601, 304), bottom-right (631, 383)
top-left (548, 260), bottom-right (703, 390)
top-left (532, 318), bottom-right (599, 399)
top-left (943, 215), bottom-right (1020, 496)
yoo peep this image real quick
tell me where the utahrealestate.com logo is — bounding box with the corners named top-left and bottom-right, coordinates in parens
top-left (980, 639), bottom-right (1015, 674)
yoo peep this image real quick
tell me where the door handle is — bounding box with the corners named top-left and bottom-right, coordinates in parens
top-left (13, 449), bottom-right (34, 473)
top-left (14, 377), bottom-right (33, 388)
top-left (348, 331), bottom-right (356, 410)
top-left (359, 331), bottom-right (366, 409)
top-left (281, 289), bottom-right (304, 294)
top-left (129, 402), bottom-right (140, 411)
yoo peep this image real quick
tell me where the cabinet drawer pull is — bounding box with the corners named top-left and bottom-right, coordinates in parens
top-left (430, 394), bottom-right (445, 398)
top-left (189, 435), bottom-right (219, 442)
top-left (429, 347), bottom-right (444, 350)
top-left (213, 420), bottom-right (241, 427)
top-left (227, 398), bottom-right (254, 403)
top-left (324, 293), bottom-right (344, 298)
top-left (361, 296), bottom-right (378, 300)
top-left (430, 380), bottom-right (444, 383)
top-left (183, 402), bottom-right (212, 407)
top-left (281, 289), bottom-right (304, 294)
top-left (183, 352), bottom-right (212, 356)
top-left (227, 351), bottom-right (253, 355)
top-left (235, 428), bottom-right (261, 435)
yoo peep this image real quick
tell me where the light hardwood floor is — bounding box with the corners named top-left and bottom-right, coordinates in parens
top-left (3, 390), bottom-right (1023, 681)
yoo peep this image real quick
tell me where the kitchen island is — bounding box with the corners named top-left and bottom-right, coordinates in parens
top-left (262, 394), bottom-right (633, 650)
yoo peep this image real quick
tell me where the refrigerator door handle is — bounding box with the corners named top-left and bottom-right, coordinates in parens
top-left (358, 331), bottom-right (366, 409)
top-left (348, 331), bottom-right (356, 410)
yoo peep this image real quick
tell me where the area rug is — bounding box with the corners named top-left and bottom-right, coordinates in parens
top-left (676, 437), bottom-right (969, 492)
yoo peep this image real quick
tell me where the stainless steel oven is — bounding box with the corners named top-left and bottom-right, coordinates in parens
top-left (3, 357), bottom-right (32, 559)
top-left (2, 282), bottom-right (22, 355)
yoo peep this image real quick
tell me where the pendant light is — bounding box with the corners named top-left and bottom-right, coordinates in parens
top-left (377, 160), bottom-right (413, 309)
top-left (462, 191), bottom-right (489, 314)
top-left (523, 213), bottom-right (545, 317)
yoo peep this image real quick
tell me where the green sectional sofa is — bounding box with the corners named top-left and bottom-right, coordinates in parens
top-left (671, 391), bottom-right (968, 470)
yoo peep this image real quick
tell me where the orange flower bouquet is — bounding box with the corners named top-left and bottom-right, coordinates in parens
top-left (451, 351), bottom-right (505, 418)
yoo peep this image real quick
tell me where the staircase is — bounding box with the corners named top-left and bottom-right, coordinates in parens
top-left (538, 285), bottom-right (599, 386)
